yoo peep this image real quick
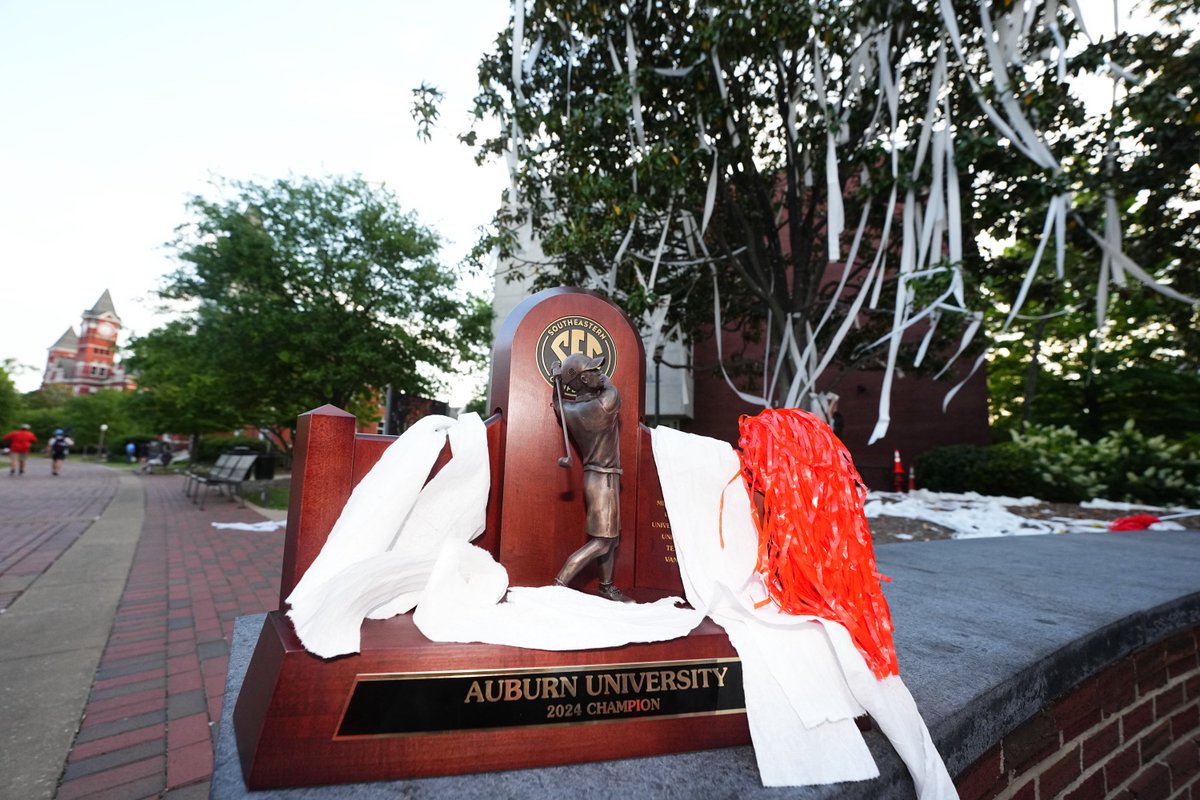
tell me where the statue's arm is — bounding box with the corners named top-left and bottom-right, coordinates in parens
top-left (597, 384), bottom-right (620, 413)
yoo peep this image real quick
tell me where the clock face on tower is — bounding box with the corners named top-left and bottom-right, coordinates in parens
top-left (97, 322), bottom-right (115, 337)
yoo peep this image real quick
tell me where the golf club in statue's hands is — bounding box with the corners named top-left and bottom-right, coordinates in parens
top-left (553, 373), bottom-right (573, 468)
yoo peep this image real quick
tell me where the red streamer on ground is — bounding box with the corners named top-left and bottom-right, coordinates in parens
top-left (1108, 514), bottom-right (1161, 531)
top-left (737, 408), bottom-right (899, 679)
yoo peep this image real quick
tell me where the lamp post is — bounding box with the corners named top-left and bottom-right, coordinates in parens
top-left (98, 423), bottom-right (108, 462)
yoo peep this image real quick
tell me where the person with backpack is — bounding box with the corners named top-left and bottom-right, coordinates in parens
top-left (49, 429), bottom-right (74, 476)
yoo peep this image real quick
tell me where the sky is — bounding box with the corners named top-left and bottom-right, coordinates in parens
top-left (0, 1), bottom-right (1151, 403)
top-left (0, 1), bottom-right (511, 399)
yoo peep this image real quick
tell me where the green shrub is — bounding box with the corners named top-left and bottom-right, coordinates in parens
top-left (914, 445), bottom-right (990, 494)
top-left (1007, 425), bottom-right (1103, 503)
top-left (915, 443), bottom-right (1051, 499)
top-left (914, 421), bottom-right (1199, 505)
top-left (1089, 422), bottom-right (1200, 507)
top-left (195, 435), bottom-right (272, 464)
top-left (1010, 422), bottom-right (1199, 506)
top-left (966, 442), bottom-right (1060, 500)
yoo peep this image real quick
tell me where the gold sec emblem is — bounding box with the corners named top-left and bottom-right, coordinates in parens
top-left (535, 315), bottom-right (618, 386)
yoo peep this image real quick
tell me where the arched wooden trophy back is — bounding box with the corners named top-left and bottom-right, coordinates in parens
top-left (488, 287), bottom-right (646, 591)
top-left (235, 288), bottom-right (743, 792)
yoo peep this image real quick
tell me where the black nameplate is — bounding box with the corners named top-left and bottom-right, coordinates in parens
top-left (336, 658), bottom-right (744, 738)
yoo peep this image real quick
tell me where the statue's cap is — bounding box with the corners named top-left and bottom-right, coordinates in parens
top-left (555, 354), bottom-right (605, 385)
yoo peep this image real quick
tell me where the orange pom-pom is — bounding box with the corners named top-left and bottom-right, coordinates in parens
top-left (737, 408), bottom-right (898, 678)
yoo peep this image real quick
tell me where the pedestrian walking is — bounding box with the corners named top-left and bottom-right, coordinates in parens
top-left (125, 441), bottom-right (137, 463)
top-left (2, 424), bottom-right (38, 476)
top-left (49, 429), bottom-right (74, 476)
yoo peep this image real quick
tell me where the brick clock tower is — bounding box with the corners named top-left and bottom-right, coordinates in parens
top-left (42, 290), bottom-right (134, 394)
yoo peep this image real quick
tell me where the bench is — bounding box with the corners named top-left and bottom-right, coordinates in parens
top-left (183, 452), bottom-right (236, 496)
top-left (186, 452), bottom-right (259, 510)
top-left (138, 449), bottom-right (178, 475)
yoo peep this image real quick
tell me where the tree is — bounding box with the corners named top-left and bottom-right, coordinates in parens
top-left (984, 8), bottom-right (1200, 439)
top-left (125, 320), bottom-right (245, 447)
top-left (129, 175), bottom-right (492, 453)
top-left (987, 268), bottom-right (1200, 441)
top-left (452, 1), bottom-right (1003, 428)
top-left (22, 384), bottom-right (74, 410)
top-left (11, 386), bottom-right (145, 455)
top-left (426, 0), bottom-right (1196, 441)
top-left (1099, 11), bottom-right (1200, 360)
top-left (0, 361), bottom-right (19, 431)
top-left (59, 390), bottom-right (145, 451)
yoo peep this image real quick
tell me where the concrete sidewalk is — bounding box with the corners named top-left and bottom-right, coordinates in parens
top-left (0, 459), bottom-right (285, 799)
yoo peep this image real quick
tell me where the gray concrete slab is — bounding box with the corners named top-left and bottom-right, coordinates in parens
top-left (0, 474), bottom-right (144, 800)
top-left (0, 573), bottom-right (40, 595)
top-left (211, 528), bottom-right (1200, 799)
top-left (882, 529), bottom-right (1200, 777)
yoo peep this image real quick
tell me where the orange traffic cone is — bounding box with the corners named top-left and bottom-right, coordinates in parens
top-left (893, 450), bottom-right (905, 492)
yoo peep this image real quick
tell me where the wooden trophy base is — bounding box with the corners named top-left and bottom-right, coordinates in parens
top-left (234, 610), bottom-right (748, 790)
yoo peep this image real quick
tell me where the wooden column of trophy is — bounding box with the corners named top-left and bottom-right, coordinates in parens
top-left (233, 288), bottom-right (748, 790)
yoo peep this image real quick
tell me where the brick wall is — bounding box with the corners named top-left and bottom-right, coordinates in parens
top-left (956, 627), bottom-right (1200, 799)
top-left (684, 335), bottom-right (991, 490)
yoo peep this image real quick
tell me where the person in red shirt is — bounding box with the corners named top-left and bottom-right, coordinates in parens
top-left (2, 424), bottom-right (38, 476)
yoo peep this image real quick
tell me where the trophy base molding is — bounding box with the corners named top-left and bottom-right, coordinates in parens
top-left (233, 610), bottom-right (749, 790)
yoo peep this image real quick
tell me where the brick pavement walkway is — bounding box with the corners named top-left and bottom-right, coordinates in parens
top-left (0, 458), bottom-right (119, 611)
top-left (1, 461), bottom-right (285, 798)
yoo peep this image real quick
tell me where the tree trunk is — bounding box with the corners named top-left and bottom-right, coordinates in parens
top-left (1081, 334), bottom-right (1103, 440)
top-left (1020, 317), bottom-right (1047, 432)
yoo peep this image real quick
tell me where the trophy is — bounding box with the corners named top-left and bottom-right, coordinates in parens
top-left (233, 288), bottom-right (746, 789)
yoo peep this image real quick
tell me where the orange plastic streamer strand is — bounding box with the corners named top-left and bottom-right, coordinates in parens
top-left (737, 408), bottom-right (898, 678)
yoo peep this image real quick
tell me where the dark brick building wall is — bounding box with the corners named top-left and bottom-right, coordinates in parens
top-left (680, 334), bottom-right (992, 491)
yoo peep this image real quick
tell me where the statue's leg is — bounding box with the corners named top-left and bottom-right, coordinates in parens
top-left (597, 543), bottom-right (617, 584)
top-left (554, 537), bottom-right (614, 587)
top-left (595, 541), bottom-right (633, 602)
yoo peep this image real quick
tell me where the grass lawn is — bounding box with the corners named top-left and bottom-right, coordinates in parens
top-left (251, 484), bottom-right (291, 510)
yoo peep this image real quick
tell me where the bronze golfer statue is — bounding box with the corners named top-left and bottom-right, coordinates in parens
top-left (550, 353), bottom-right (631, 602)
